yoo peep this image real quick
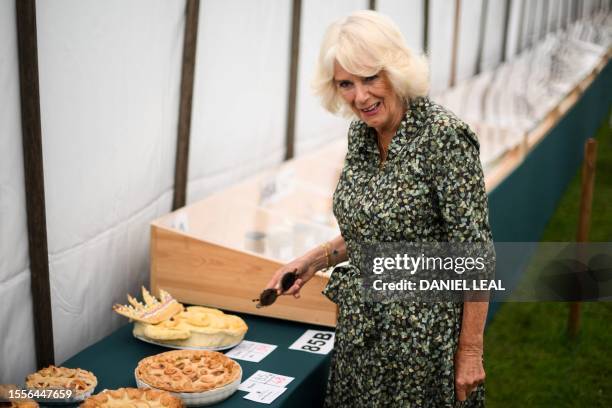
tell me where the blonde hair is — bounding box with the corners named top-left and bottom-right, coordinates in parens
top-left (312, 10), bottom-right (430, 117)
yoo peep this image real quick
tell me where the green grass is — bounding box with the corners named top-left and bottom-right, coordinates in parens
top-left (485, 112), bottom-right (612, 407)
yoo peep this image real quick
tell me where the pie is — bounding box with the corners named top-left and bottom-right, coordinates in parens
top-left (9, 403), bottom-right (38, 408)
top-left (136, 350), bottom-right (241, 393)
top-left (0, 385), bottom-right (38, 407)
top-left (25, 366), bottom-right (97, 396)
top-left (133, 306), bottom-right (248, 348)
top-left (114, 289), bottom-right (248, 348)
top-left (80, 388), bottom-right (182, 407)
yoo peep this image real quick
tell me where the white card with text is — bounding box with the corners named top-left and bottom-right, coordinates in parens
top-left (225, 340), bottom-right (276, 363)
top-left (240, 370), bottom-right (294, 404)
top-left (239, 370), bottom-right (295, 391)
top-left (243, 383), bottom-right (287, 404)
top-left (289, 330), bottom-right (335, 355)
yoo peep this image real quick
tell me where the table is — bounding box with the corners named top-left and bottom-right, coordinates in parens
top-left (64, 313), bottom-right (333, 407)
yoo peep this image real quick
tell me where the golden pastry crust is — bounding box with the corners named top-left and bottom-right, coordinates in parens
top-left (133, 306), bottom-right (248, 348)
top-left (0, 384), bottom-right (39, 407)
top-left (80, 388), bottom-right (182, 407)
top-left (8, 402), bottom-right (39, 408)
top-left (136, 350), bottom-right (241, 393)
top-left (25, 366), bottom-right (97, 396)
top-left (10, 402), bottom-right (39, 408)
top-left (113, 288), bottom-right (183, 325)
top-left (0, 383), bottom-right (17, 399)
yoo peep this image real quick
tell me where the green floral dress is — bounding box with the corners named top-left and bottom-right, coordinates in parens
top-left (323, 97), bottom-right (492, 407)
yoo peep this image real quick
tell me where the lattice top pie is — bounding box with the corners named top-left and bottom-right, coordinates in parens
top-left (25, 366), bottom-right (97, 396)
top-left (80, 388), bottom-right (182, 407)
top-left (136, 350), bottom-right (241, 393)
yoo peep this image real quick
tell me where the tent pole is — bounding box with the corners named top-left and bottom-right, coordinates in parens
top-left (449, 0), bottom-right (461, 87)
top-left (15, 0), bottom-right (55, 369)
top-left (474, 0), bottom-right (489, 75)
top-left (423, 0), bottom-right (429, 54)
top-left (541, 0), bottom-right (549, 40)
top-left (517, 0), bottom-right (527, 53)
top-left (501, 0), bottom-right (512, 63)
top-left (525, 0), bottom-right (537, 49)
top-left (284, 0), bottom-right (302, 161)
top-left (574, 0), bottom-right (580, 21)
top-left (172, 0), bottom-right (200, 210)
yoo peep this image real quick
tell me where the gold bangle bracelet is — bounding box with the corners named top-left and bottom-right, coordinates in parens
top-left (321, 242), bottom-right (332, 268)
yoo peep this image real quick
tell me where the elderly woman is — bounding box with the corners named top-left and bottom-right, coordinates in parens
top-left (266, 10), bottom-right (491, 407)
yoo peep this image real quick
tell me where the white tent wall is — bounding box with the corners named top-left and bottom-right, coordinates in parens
top-left (583, 0), bottom-right (596, 17)
top-left (35, 0), bottom-right (184, 364)
top-left (187, 0), bottom-right (292, 202)
top-left (505, 0), bottom-right (525, 60)
top-left (428, 0), bottom-right (456, 93)
top-left (294, 0), bottom-right (366, 156)
top-left (549, 0), bottom-right (561, 33)
top-left (0, 0), bottom-right (37, 383)
top-left (456, 0), bottom-right (484, 83)
top-left (516, 0), bottom-right (527, 51)
top-left (376, 0), bottom-right (424, 54)
top-left (565, 0), bottom-right (574, 28)
top-left (545, 0), bottom-right (553, 33)
top-left (481, 0), bottom-right (506, 72)
top-left (531, 0), bottom-right (547, 48)
top-left (543, 0), bottom-right (554, 37)
top-left (520, 0), bottom-right (534, 50)
top-left (529, 0), bottom-right (544, 47)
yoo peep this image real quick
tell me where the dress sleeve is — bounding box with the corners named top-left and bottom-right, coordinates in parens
top-left (431, 124), bottom-right (493, 244)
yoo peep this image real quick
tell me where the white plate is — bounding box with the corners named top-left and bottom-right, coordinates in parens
top-left (133, 333), bottom-right (243, 351)
top-left (135, 365), bottom-right (242, 407)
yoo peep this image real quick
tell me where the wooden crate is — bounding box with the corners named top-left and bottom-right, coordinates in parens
top-left (150, 141), bottom-right (348, 327)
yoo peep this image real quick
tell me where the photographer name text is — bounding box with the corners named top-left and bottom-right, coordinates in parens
top-left (372, 279), bottom-right (505, 291)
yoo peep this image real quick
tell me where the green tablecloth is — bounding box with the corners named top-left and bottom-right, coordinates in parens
top-left (63, 314), bottom-right (332, 407)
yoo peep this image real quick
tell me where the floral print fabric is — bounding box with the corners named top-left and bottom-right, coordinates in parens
top-left (323, 97), bottom-right (492, 407)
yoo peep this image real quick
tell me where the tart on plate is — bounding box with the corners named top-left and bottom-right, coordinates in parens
top-left (25, 365), bottom-right (97, 398)
top-left (114, 288), bottom-right (248, 349)
top-left (80, 388), bottom-right (182, 407)
top-left (133, 306), bottom-right (248, 349)
top-left (135, 350), bottom-right (241, 393)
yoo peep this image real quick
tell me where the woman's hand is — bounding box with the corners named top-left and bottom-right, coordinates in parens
top-left (454, 343), bottom-right (485, 401)
top-left (264, 257), bottom-right (317, 299)
top-left (264, 236), bottom-right (346, 300)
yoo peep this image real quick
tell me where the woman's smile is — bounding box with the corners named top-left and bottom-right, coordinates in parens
top-left (359, 101), bottom-right (381, 117)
